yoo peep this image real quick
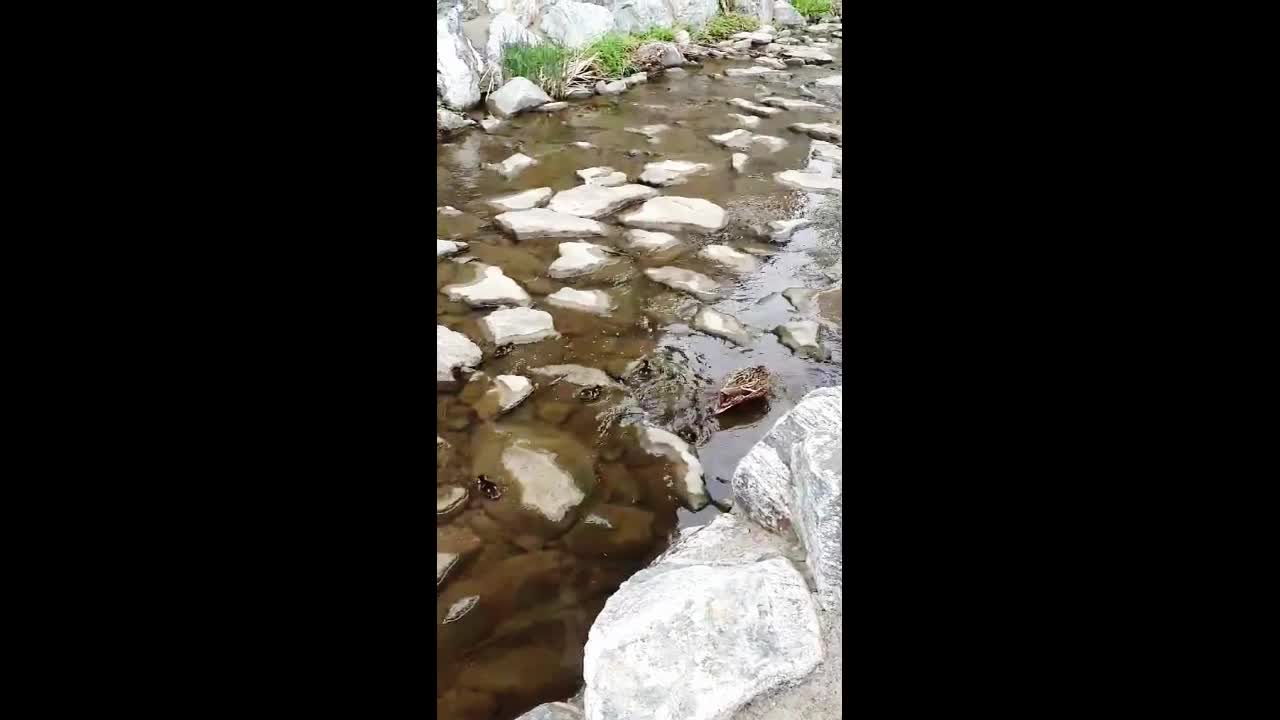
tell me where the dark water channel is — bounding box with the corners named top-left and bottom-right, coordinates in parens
top-left (437, 41), bottom-right (842, 720)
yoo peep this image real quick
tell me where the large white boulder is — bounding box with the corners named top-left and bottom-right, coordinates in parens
top-left (540, 1), bottom-right (614, 48)
top-left (487, 76), bottom-right (553, 118)
top-left (437, 325), bottom-right (482, 383)
top-left (772, 0), bottom-right (806, 26)
top-left (485, 10), bottom-right (541, 68)
top-left (667, 0), bottom-right (720, 28)
top-left (437, 3), bottom-right (485, 110)
top-left (610, 0), bottom-right (674, 33)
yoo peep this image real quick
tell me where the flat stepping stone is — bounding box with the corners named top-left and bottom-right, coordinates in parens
top-left (528, 364), bottom-right (622, 388)
top-left (698, 244), bottom-right (760, 274)
top-left (491, 374), bottom-right (533, 413)
top-left (758, 218), bottom-right (812, 243)
top-left (436, 486), bottom-right (468, 519)
top-left (547, 183), bottom-right (657, 218)
top-left (814, 75), bottom-right (841, 87)
top-left (485, 152), bottom-right (537, 179)
top-left (761, 96), bottom-right (832, 112)
top-left (709, 129), bottom-right (789, 153)
top-left (577, 166), bottom-right (628, 187)
top-left (638, 160), bottom-right (713, 187)
top-left (437, 239), bottom-right (468, 258)
top-left (548, 242), bottom-right (619, 278)
top-left (809, 140), bottom-right (843, 170)
top-left (782, 46), bottom-right (835, 63)
top-left (620, 196), bottom-right (728, 232)
top-left (494, 208), bottom-right (607, 239)
top-left (755, 57), bottom-right (788, 70)
top-left (621, 229), bottom-right (682, 254)
top-left (693, 306), bottom-right (751, 346)
top-left (546, 287), bottom-right (614, 316)
top-left (442, 265), bottom-right (531, 307)
top-left (482, 307), bottom-right (559, 345)
top-left (437, 325), bottom-right (482, 383)
top-left (727, 113), bottom-right (761, 128)
top-left (774, 170), bottom-right (842, 195)
top-left (788, 122), bottom-right (842, 143)
top-left (727, 98), bottom-right (783, 117)
top-left (723, 66), bottom-right (793, 80)
top-left (731, 153), bottom-right (748, 173)
top-left (485, 187), bottom-right (553, 212)
top-left (643, 267), bottom-right (721, 301)
top-left (774, 320), bottom-right (826, 359)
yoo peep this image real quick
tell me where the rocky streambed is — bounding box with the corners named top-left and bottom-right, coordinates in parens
top-left (438, 12), bottom-right (842, 720)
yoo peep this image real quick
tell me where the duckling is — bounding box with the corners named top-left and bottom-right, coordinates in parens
top-left (714, 366), bottom-right (771, 415)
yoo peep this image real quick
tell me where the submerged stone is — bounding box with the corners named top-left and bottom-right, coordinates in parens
top-left (643, 267), bottom-right (721, 301)
top-left (485, 152), bottom-right (537, 179)
top-left (621, 229), bottom-right (682, 255)
top-left (548, 242), bottom-right (620, 278)
top-left (547, 287), bottom-right (614, 316)
top-left (692, 306), bottom-right (751, 346)
top-left (698, 244), bottom-right (761, 273)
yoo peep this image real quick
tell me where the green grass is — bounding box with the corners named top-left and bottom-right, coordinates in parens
top-left (791, 0), bottom-right (834, 19)
top-left (695, 13), bottom-right (759, 43)
top-left (585, 32), bottom-right (641, 79)
top-left (501, 42), bottom-right (586, 98)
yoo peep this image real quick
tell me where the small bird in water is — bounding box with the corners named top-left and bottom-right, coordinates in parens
top-left (714, 366), bottom-right (771, 415)
top-left (575, 385), bottom-right (602, 403)
top-left (476, 475), bottom-right (502, 500)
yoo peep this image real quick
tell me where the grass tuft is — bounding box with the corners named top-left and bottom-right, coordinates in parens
top-left (695, 13), bottom-right (759, 43)
top-left (790, 0), bottom-right (833, 19)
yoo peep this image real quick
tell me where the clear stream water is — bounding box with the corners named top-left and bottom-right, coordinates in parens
top-left (437, 40), bottom-right (841, 720)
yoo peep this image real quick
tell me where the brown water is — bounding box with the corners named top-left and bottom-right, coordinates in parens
top-left (437, 42), bottom-right (841, 720)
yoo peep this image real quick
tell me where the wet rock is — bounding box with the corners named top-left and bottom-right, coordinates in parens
top-left (437, 239), bottom-right (469, 258)
top-left (570, 140), bottom-right (596, 149)
top-left (699, 244), bottom-right (761, 273)
top-left (529, 364), bottom-right (622, 389)
top-left (548, 241), bottom-right (620, 278)
top-left (782, 57), bottom-right (805, 67)
top-left (437, 107), bottom-right (476, 136)
top-left (485, 152), bottom-right (537, 179)
top-left (762, 96), bottom-right (832, 111)
top-left (576, 166), bottom-right (627, 187)
top-left (438, 205), bottom-right (463, 216)
top-left (772, 0), bottom-right (807, 26)
top-left (437, 485), bottom-right (468, 521)
top-left (728, 112), bottom-right (761, 128)
top-left (763, 42), bottom-right (784, 54)
top-left (437, 551), bottom-right (461, 588)
top-left (437, 3), bottom-right (483, 110)
top-left (809, 140), bottom-right (842, 171)
top-left (547, 183), bottom-right (658, 218)
top-left (547, 287), bottom-right (614, 316)
top-left (732, 153), bottom-right (749, 173)
top-left (723, 66), bottom-right (793, 80)
top-left (755, 56), bottom-right (788, 70)
top-left (485, 186), bottom-right (553, 211)
top-left (595, 79), bottom-right (627, 95)
top-left (693, 306), bottom-right (751, 346)
top-left (637, 425), bottom-right (709, 510)
top-left (624, 123), bottom-right (670, 141)
top-left (727, 97), bottom-right (783, 117)
top-left (438, 325), bottom-right (482, 383)
top-left (643, 266), bottom-right (721, 301)
top-left (621, 229), bottom-right (682, 255)
top-left (481, 307), bottom-right (559, 345)
top-left (515, 702), bottom-right (584, 720)
top-left (565, 87), bottom-right (595, 100)
top-left (619, 196), bottom-right (728, 232)
top-left (788, 122), bottom-right (842, 143)
top-left (494, 208), bottom-right (608, 239)
top-left (782, 45), bottom-right (835, 63)
top-left (473, 425), bottom-right (593, 530)
top-left (491, 374), bottom-right (533, 413)
top-left (638, 159), bottom-right (713, 187)
top-left (480, 115), bottom-right (504, 133)
top-left (443, 265), bottom-right (532, 308)
top-left (708, 129), bottom-right (788, 153)
top-left (538, 1), bottom-right (614, 48)
top-left (582, 554), bottom-right (821, 720)
top-left (773, 320), bottom-right (825, 359)
top-left (798, 84), bottom-right (818, 98)
top-left (814, 74), bottom-right (842, 87)
top-left (623, 72), bottom-right (649, 87)
top-left (774, 169), bottom-right (842, 195)
top-left (664, 67), bottom-right (687, 76)
top-left (563, 504), bottom-right (656, 557)
top-left (530, 101), bottom-right (570, 112)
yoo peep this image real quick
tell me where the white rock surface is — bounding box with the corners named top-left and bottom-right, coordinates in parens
top-left (486, 152), bottom-right (538, 179)
top-left (638, 425), bottom-right (709, 511)
top-left (437, 325), bottom-right (482, 383)
top-left (620, 196), bottom-right (728, 232)
top-left (529, 364), bottom-right (622, 388)
top-left (762, 96), bottom-right (832, 111)
top-left (485, 186), bottom-right (553, 211)
top-left (482, 307), bottom-right (559, 345)
top-left (436, 3), bottom-right (484, 110)
top-left (621, 229), bottom-right (682, 254)
top-left (437, 551), bottom-right (460, 587)
top-left (484, 10), bottom-right (541, 68)
top-left (548, 242), bottom-right (619, 278)
top-left (774, 320), bottom-right (825, 358)
top-left (808, 140), bottom-right (842, 171)
top-left (724, 66), bottom-right (792, 80)
top-left (495, 208), bottom-right (608, 239)
top-left (596, 79), bottom-right (627, 95)
top-left (583, 553), bottom-right (821, 720)
top-left (492, 374), bottom-right (534, 413)
top-left (437, 239), bottom-right (469, 258)
top-left (788, 122), bottom-right (843, 143)
top-left (814, 74), bottom-right (842, 87)
top-left (790, 429), bottom-right (842, 610)
top-left (774, 170), bottom-right (842, 195)
top-left (547, 287), bottom-right (614, 316)
top-left (515, 702), bottom-right (584, 720)
top-left (728, 97), bottom-right (783, 117)
top-left (772, 0), bottom-right (806, 26)
top-left (486, 76), bottom-right (553, 118)
top-left (577, 166), bottom-right (628, 187)
top-left (762, 218), bottom-right (812, 242)
top-left (539, 1), bottom-right (614, 48)
top-left (503, 443), bottom-right (587, 521)
top-left (547, 183), bottom-right (658, 218)
top-left (624, 123), bottom-right (670, 141)
top-left (643, 266), bottom-right (721, 301)
top-left (437, 107), bottom-right (475, 135)
top-left (699, 244), bottom-right (761, 273)
top-left (638, 159), bottom-right (713, 187)
top-left (693, 306), bottom-right (751, 346)
top-left (782, 45), bottom-right (835, 63)
top-left (442, 264), bottom-right (532, 307)
top-left (755, 56), bottom-right (788, 70)
top-left (732, 153), bottom-right (749, 173)
top-left (728, 113), bottom-right (762, 128)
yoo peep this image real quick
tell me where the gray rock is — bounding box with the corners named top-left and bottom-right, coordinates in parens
top-left (442, 264), bottom-right (532, 307)
top-left (790, 429), bottom-right (841, 610)
top-left (814, 74), bottom-right (842, 87)
top-left (577, 166), bottom-right (628, 186)
top-left (638, 41), bottom-right (685, 67)
top-left (547, 183), bottom-right (657, 218)
top-left (731, 152), bottom-right (749, 173)
top-left (515, 702), bottom-right (584, 720)
top-left (709, 129), bottom-right (788, 153)
top-left (619, 196), bottom-right (728, 232)
top-left (782, 57), bottom-right (805, 66)
top-left (495, 208), bottom-right (608, 239)
top-left (723, 66), bottom-right (792, 80)
top-left (546, 287), bottom-right (614, 316)
top-left (565, 87), bottom-right (595, 99)
top-left (624, 123), bottom-right (670, 141)
top-left (637, 425), bottom-right (709, 510)
top-left (481, 306), bottom-right (559, 345)
top-left (436, 107), bottom-right (475, 136)
top-left (643, 266), bottom-right (721, 300)
top-left (773, 320), bottom-right (825, 358)
top-left (728, 112), bottom-right (762, 128)
top-left (436, 3), bottom-right (484, 110)
top-left (595, 79), bottom-right (627, 95)
top-left (621, 228), bottom-right (682, 254)
top-left (436, 485), bottom-right (467, 519)
top-left (479, 115), bottom-right (504, 133)
top-left (437, 325), bottom-right (482, 383)
top-left (731, 38), bottom-right (752, 50)
top-left (484, 10), bottom-right (540, 68)
top-left (667, 0), bottom-right (720, 28)
top-left (529, 364), bottom-right (622, 389)
top-left (548, 241), bottom-right (620, 278)
top-left (693, 306), bottom-right (751, 346)
top-left (485, 186), bottom-right (553, 211)
top-left (611, 0), bottom-right (675, 34)
top-left (774, 169), bottom-right (842, 195)
top-left (638, 159), bottom-right (713, 186)
top-left (755, 56), bottom-right (788, 70)
top-left (531, 101), bottom-right (570, 112)
top-left (487, 76), bottom-right (553, 118)
top-left (436, 239), bottom-right (469, 258)
top-left (674, 28), bottom-right (691, 45)
top-left (772, 0), bottom-right (806, 26)
top-left (728, 97), bottom-right (784, 117)
top-left (782, 45), bottom-right (835, 63)
top-left (485, 152), bottom-right (538, 179)
top-left (808, 140), bottom-right (842, 171)
top-left (539, 1), bottom-right (614, 48)
top-left (763, 218), bottom-right (812, 242)
top-left (761, 96), bottom-right (832, 111)
top-left (623, 72), bottom-right (649, 87)
top-left (491, 373), bottom-right (534, 413)
top-left (699, 244), bottom-right (761, 273)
